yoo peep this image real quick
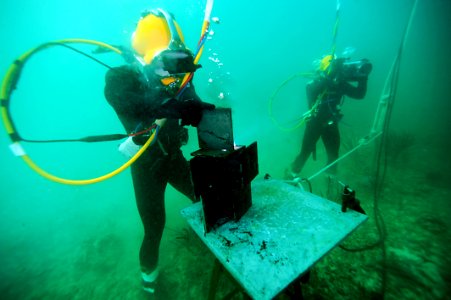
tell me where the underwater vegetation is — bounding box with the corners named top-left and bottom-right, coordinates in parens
top-left (385, 130), bottom-right (417, 165)
top-left (75, 233), bottom-right (125, 273)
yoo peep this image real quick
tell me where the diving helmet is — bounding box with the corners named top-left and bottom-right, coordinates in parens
top-left (131, 8), bottom-right (200, 86)
top-left (318, 54), bottom-right (335, 72)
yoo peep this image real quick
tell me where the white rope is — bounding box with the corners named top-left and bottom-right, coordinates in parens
top-left (306, 132), bottom-right (381, 182)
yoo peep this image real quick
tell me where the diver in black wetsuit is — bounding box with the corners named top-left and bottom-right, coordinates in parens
top-left (104, 9), bottom-right (214, 295)
top-left (290, 54), bottom-right (370, 176)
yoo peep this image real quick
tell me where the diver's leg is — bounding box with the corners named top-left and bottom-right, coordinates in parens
top-left (321, 123), bottom-right (340, 174)
top-left (167, 149), bottom-right (196, 202)
top-left (291, 121), bottom-right (322, 174)
top-left (131, 154), bottom-right (168, 276)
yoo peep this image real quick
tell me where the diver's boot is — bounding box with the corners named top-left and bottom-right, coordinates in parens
top-left (141, 268), bottom-right (159, 295)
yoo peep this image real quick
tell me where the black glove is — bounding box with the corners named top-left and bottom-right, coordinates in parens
top-left (157, 98), bottom-right (215, 127)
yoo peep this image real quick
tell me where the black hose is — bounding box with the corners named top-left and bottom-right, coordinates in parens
top-left (57, 43), bottom-right (113, 70)
top-left (21, 133), bottom-right (128, 143)
top-left (11, 42), bottom-right (120, 144)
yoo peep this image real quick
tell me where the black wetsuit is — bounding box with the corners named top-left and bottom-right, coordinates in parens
top-left (104, 65), bottom-right (199, 274)
top-left (291, 76), bottom-right (367, 174)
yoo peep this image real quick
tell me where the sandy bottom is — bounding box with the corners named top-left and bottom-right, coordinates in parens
top-left (1, 135), bottom-right (450, 300)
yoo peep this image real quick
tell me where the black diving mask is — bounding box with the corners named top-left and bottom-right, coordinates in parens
top-left (151, 49), bottom-right (201, 77)
top-left (142, 49), bottom-right (201, 91)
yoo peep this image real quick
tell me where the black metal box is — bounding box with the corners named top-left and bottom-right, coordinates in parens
top-left (190, 142), bottom-right (258, 232)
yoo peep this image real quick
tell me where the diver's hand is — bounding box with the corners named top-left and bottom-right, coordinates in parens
top-left (179, 100), bottom-right (215, 127)
top-left (155, 118), bottom-right (167, 127)
top-left (157, 99), bottom-right (215, 127)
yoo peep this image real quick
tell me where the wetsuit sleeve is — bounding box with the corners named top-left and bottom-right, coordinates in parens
top-left (104, 66), bottom-right (162, 116)
top-left (306, 82), bottom-right (314, 106)
top-left (179, 83), bottom-right (215, 126)
top-left (342, 77), bottom-right (368, 99)
top-left (105, 66), bottom-right (140, 113)
top-left (306, 80), bottom-right (320, 108)
top-left (158, 83), bottom-right (215, 127)
top-left (105, 67), bottom-right (214, 127)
